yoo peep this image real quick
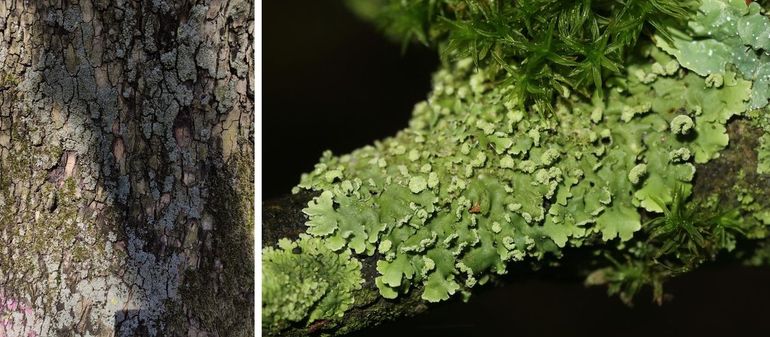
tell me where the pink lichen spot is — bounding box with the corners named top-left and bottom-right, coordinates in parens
top-left (0, 317), bottom-right (9, 337)
top-left (0, 291), bottom-right (35, 337)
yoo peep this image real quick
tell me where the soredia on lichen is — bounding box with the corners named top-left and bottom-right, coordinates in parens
top-left (262, 235), bottom-right (363, 333)
top-left (628, 164), bottom-right (648, 185)
top-left (670, 115), bottom-right (694, 135)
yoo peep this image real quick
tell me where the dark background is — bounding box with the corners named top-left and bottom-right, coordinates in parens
top-left (263, 0), bottom-right (437, 199)
top-left (263, 1), bottom-right (770, 336)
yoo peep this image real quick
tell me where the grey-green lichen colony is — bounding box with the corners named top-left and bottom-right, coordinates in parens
top-left (263, 0), bottom-right (770, 332)
top-left (263, 235), bottom-right (363, 332)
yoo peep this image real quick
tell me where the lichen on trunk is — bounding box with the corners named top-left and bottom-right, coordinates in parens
top-left (0, 0), bottom-right (254, 336)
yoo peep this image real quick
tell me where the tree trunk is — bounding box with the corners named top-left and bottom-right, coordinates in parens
top-left (0, 1), bottom-right (254, 336)
top-left (262, 119), bottom-right (770, 336)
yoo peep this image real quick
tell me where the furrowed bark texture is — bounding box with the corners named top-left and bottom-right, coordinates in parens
top-left (0, 1), bottom-right (254, 336)
top-left (262, 119), bottom-right (770, 337)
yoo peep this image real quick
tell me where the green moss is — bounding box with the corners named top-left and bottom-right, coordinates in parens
top-left (236, 153), bottom-right (255, 234)
top-left (345, 0), bottom-right (697, 110)
top-left (0, 71), bottom-right (19, 88)
top-left (0, 121), bottom-right (108, 310)
top-left (588, 184), bottom-right (754, 304)
top-left (262, 235), bottom-right (363, 333)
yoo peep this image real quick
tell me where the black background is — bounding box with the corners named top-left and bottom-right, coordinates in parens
top-left (263, 0), bottom-right (437, 199)
top-left (262, 1), bottom-right (770, 336)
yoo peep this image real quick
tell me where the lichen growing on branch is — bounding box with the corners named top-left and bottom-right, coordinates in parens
top-left (263, 0), bottom-right (770, 333)
top-left (262, 235), bottom-right (363, 334)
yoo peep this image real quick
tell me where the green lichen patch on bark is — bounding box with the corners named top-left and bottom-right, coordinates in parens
top-left (288, 44), bottom-right (756, 307)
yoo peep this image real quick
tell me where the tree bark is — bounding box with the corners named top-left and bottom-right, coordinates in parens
top-left (0, 1), bottom-right (254, 336)
top-left (262, 119), bottom-right (770, 336)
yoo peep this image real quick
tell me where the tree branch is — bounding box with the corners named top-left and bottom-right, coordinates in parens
top-left (262, 119), bottom-right (770, 336)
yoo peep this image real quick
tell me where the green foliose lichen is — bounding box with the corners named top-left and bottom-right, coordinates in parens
top-left (262, 235), bottom-right (363, 333)
top-left (657, 0), bottom-right (770, 109)
top-left (264, 0), bottom-right (770, 322)
top-left (654, 0), bottom-right (770, 174)
top-left (289, 37), bottom-right (753, 304)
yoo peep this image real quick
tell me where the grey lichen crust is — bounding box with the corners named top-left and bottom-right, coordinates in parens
top-left (0, 0), bottom-right (253, 336)
top-left (263, 0), bottom-right (770, 333)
